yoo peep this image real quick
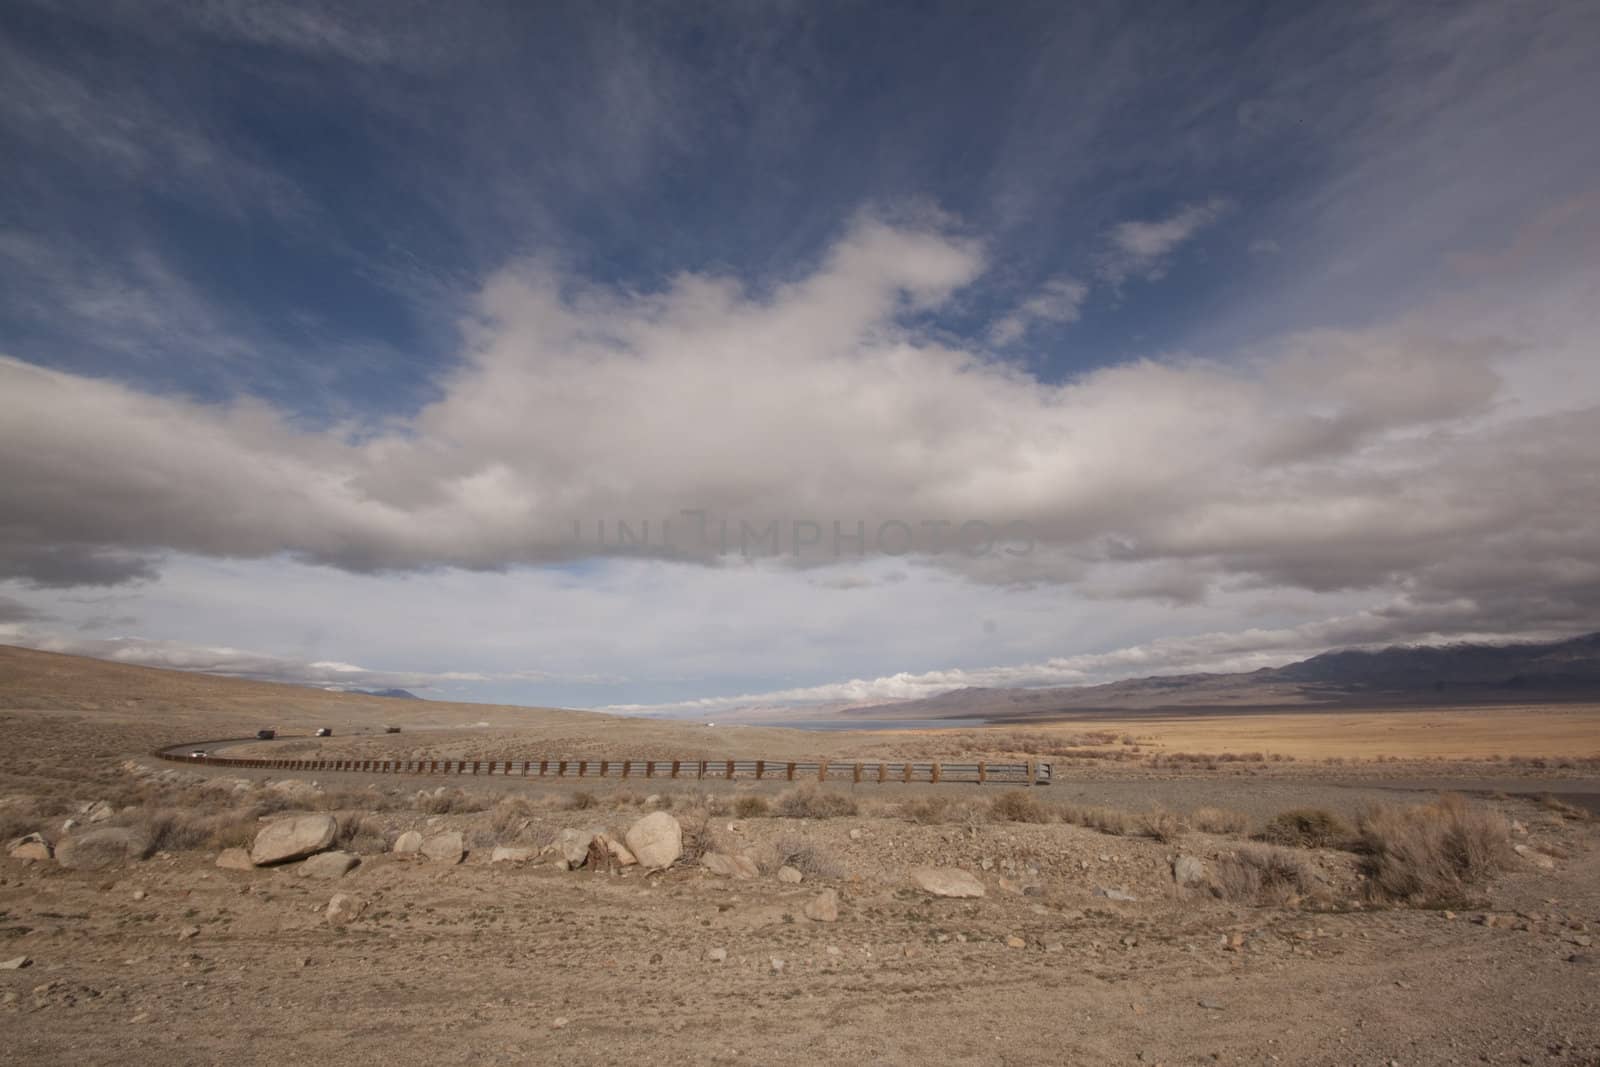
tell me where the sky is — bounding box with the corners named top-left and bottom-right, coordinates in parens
top-left (3, 0), bottom-right (1599, 713)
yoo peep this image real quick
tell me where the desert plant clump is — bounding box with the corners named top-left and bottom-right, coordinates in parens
top-left (1059, 804), bottom-right (1130, 836)
top-left (775, 786), bottom-right (858, 819)
top-left (1536, 794), bottom-right (1592, 822)
top-left (1354, 794), bottom-right (1513, 906)
top-left (1210, 844), bottom-right (1321, 906)
top-left (1259, 808), bottom-right (1353, 849)
top-left (733, 795), bottom-right (771, 818)
top-left (764, 834), bottom-right (846, 880)
top-left (1135, 808), bottom-right (1185, 842)
top-left (489, 795), bottom-right (537, 836)
top-left (564, 790), bottom-right (600, 811)
top-left (989, 790), bottom-right (1052, 824)
top-left (901, 796), bottom-right (953, 824)
top-left (1190, 807), bottom-right (1251, 835)
top-left (335, 813), bottom-right (388, 854)
top-left (414, 788), bottom-right (487, 815)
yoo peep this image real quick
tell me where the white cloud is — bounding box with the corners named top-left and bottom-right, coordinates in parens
top-left (989, 276), bottom-right (1090, 344)
top-left (1097, 197), bottom-right (1230, 284)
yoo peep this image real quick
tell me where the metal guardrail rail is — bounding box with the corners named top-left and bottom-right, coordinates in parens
top-left (155, 746), bottom-right (1053, 786)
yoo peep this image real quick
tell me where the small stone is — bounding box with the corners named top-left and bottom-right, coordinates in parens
top-left (1173, 854), bottom-right (1207, 887)
top-left (909, 867), bottom-right (985, 898)
top-left (556, 829), bottom-right (595, 867)
top-left (392, 830), bottom-right (423, 855)
top-left (777, 865), bottom-right (803, 884)
top-left (490, 846), bottom-right (536, 864)
top-left (325, 893), bottom-right (366, 925)
top-left (1198, 999), bottom-right (1224, 1011)
top-left (849, 829), bottom-right (863, 841)
top-left (1005, 935), bottom-right (1026, 949)
top-left (300, 851), bottom-right (360, 879)
top-left (215, 848), bottom-right (255, 871)
top-left (804, 889), bottom-right (840, 923)
top-left (131, 889), bottom-right (146, 901)
top-left (769, 957), bottom-right (786, 974)
top-left (177, 926), bottom-right (200, 941)
top-left (6, 833), bottom-right (52, 862)
top-left (0, 956), bottom-right (31, 970)
top-left (551, 1017), bottom-right (570, 1029)
top-left (1095, 886), bottom-right (1138, 902)
top-left (706, 947), bottom-right (727, 963)
top-left (701, 852), bottom-right (760, 879)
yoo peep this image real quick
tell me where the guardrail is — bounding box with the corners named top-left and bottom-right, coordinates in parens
top-left (155, 747), bottom-right (1053, 786)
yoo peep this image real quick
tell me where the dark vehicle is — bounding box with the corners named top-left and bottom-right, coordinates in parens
top-left (315, 727), bottom-right (332, 737)
top-left (256, 729), bottom-right (276, 740)
top-left (383, 725), bottom-right (401, 733)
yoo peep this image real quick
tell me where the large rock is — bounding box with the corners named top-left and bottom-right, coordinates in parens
top-left (300, 851), bottom-right (360, 879)
top-left (777, 865), bottom-right (803, 884)
top-left (1514, 844), bottom-right (1557, 871)
top-left (392, 830), bottom-right (423, 855)
top-left (909, 867), bottom-right (985, 898)
top-left (56, 827), bottom-right (148, 870)
top-left (1173, 855), bottom-right (1208, 887)
top-left (596, 833), bottom-right (637, 866)
top-left (624, 812), bottom-right (682, 869)
top-left (250, 814), bottom-right (338, 866)
top-left (80, 800), bottom-right (115, 824)
top-left (702, 852), bottom-right (760, 879)
top-left (804, 889), bottom-right (840, 922)
top-left (491, 846), bottom-right (536, 864)
top-left (7, 833), bottom-right (52, 862)
top-left (215, 848), bottom-right (255, 870)
top-left (556, 829), bottom-right (596, 867)
top-left (420, 831), bottom-right (465, 864)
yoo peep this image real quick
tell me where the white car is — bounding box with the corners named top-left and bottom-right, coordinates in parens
top-left (188, 750), bottom-right (208, 759)
top-left (315, 727), bottom-right (332, 737)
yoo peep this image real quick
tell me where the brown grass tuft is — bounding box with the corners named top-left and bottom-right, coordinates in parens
top-left (775, 787), bottom-right (858, 819)
top-left (1354, 794), bottom-right (1513, 906)
top-left (1135, 808), bottom-right (1185, 842)
top-left (989, 790), bottom-right (1052, 823)
top-left (733, 795), bottom-right (771, 818)
top-left (1190, 807), bottom-right (1251, 835)
top-left (1210, 844), bottom-right (1320, 906)
top-left (1259, 808), bottom-right (1352, 849)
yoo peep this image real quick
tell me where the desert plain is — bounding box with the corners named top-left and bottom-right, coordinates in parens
top-left (2, 644), bottom-right (1599, 1065)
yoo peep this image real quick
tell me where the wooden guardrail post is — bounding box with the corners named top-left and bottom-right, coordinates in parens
top-left (1026, 760), bottom-right (1036, 787)
top-left (903, 762), bottom-right (913, 783)
top-left (978, 761), bottom-right (986, 785)
top-left (578, 760), bottom-right (588, 778)
top-left (818, 760), bottom-right (829, 782)
top-left (697, 760), bottom-right (706, 780)
top-left (877, 762), bottom-right (887, 783)
top-left (621, 760), bottom-right (630, 779)
top-left (557, 760), bottom-right (567, 777)
top-left (932, 762), bottom-right (941, 783)
top-left (725, 759), bottom-right (735, 780)
top-left (786, 762), bottom-right (795, 781)
top-left (755, 760), bottom-right (764, 780)
top-left (598, 760), bottom-right (609, 778)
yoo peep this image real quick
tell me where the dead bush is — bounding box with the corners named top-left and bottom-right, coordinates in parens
top-left (766, 834), bottom-right (846, 880)
top-left (335, 813), bottom-right (388, 854)
top-left (414, 788), bottom-right (487, 815)
top-left (1354, 794), bottom-right (1513, 905)
top-left (1060, 804), bottom-right (1130, 836)
top-left (1211, 844), bottom-right (1320, 906)
top-left (489, 795), bottom-right (537, 835)
top-left (776, 787), bottom-right (858, 819)
top-left (901, 796), bottom-right (953, 824)
top-left (1135, 808), bottom-right (1185, 842)
top-left (565, 791), bottom-right (600, 811)
top-left (1190, 807), bottom-right (1250, 835)
top-left (1259, 809), bottom-right (1352, 849)
top-left (989, 790), bottom-right (1052, 823)
top-left (733, 795), bottom-right (771, 818)
top-left (1536, 794), bottom-right (1592, 822)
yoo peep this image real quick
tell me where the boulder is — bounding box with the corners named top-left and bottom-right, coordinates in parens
top-left (300, 851), bottom-right (360, 879)
top-left (1173, 854), bottom-right (1207, 887)
top-left (81, 800), bottom-right (115, 824)
top-left (556, 829), bottom-right (596, 868)
top-left (250, 815), bottom-right (338, 866)
top-left (702, 852), bottom-right (760, 879)
top-left (777, 865), bottom-right (803, 884)
top-left (55, 827), bottom-right (148, 870)
top-left (909, 867), bottom-right (985, 898)
top-left (392, 830), bottom-right (423, 855)
top-left (1514, 844), bottom-right (1556, 871)
top-left (7, 833), bottom-right (52, 863)
top-left (491, 846), bottom-right (536, 864)
top-left (420, 831), bottom-right (465, 865)
top-left (804, 889), bottom-right (840, 922)
top-left (325, 893), bottom-right (365, 925)
top-left (624, 811), bottom-right (682, 870)
top-left (215, 848), bottom-right (255, 871)
top-left (1095, 886), bottom-right (1138, 902)
top-left (596, 833), bottom-right (637, 866)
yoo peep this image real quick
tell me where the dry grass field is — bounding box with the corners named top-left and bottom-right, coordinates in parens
top-left (3, 645), bottom-right (1600, 1065)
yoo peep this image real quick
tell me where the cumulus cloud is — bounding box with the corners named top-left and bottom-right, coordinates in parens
top-left (989, 276), bottom-right (1090, 344)
top-left (2, 212), bottom-right (1598, 670)
top-left (1097, 197), bottom-right (1230, 284)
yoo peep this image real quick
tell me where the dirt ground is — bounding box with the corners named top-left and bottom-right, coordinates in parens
top-left (3, 645), bottom-right (1600, 1064)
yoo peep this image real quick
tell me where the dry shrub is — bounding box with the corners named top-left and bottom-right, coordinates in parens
top-left (564, 790), bottom-right (600, 810)
top-left (414, 788), bottom-right (487, 815)
top-left (901, 796), bottom-right (953, 824)
top-left (990, 790), bottom-right (1053, 823)
top-left (120, 807), bottom-right (259, 853)
top-left (765, 834), bottom-right (845, 880)
top-left (1260, 809), bottom-right (1352, 849)
top-left (1190, 807), bottom-right (1250, 835)
top-left (1135, 808), bottom-right (1185, 842)
top-left (335, 813), bottom-right (388, 854)
top-left (1060, 804), bottom-right (1130, 836)
top-left (733, 795), bottom-right (771, 818)
top-left (1537, 794), bottom-right (1592, 822)
top-left (776, 787), bottom-right (858, 819)
top-left (1211, 844), bottom-right (1319, 906)
top-left (490, 795), bottom-right (537, 835)
top-left (1354, 794), bottom-right (1513, 905)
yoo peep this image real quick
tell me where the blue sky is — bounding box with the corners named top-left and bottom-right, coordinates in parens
top-left (3, 0), bottom-right (1600, 711)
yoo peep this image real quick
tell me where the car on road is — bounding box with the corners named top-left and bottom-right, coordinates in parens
top-left (188, 750), bottom-right (208, 759)
top-left (383, 725), bottom-right (401, 733)
top-left (256, 729), bottom-right (276, 740)
top-left (315, 727), bottom-right (332, 737)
